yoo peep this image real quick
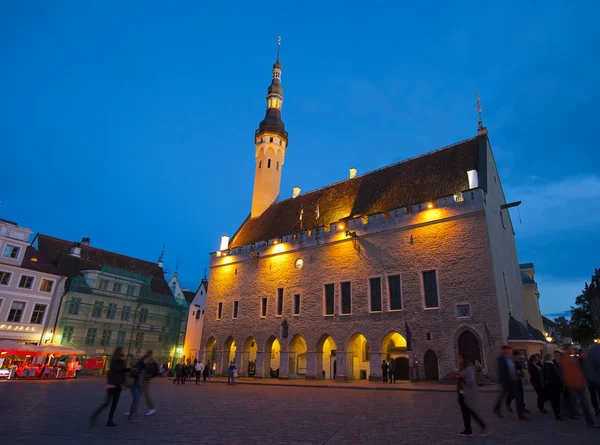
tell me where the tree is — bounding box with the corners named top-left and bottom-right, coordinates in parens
top-left (571, 274), bottom-right (599, 346)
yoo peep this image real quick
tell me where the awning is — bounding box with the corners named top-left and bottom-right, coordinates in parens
top-left (35, 344), bottom-right (85, 355)
top-left (0, 340), bottom-right (41, 356)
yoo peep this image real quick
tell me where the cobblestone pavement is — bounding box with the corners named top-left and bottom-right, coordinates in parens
top-left (0, 378), bottom-right (597, 444)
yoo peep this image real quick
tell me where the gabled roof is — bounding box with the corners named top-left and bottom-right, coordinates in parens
top-left (183, 290), bottom-right (196, 304)
top-left (36, 234), bottom-right (171, 295)
top-left (230, 135), bottom-right (483, 248)
top-left (20, 246), bottom-right (59, 275)
top-left (509, 316), bottom-right (546, 343)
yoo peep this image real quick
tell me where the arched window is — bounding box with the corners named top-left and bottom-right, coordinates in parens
top-left (268, 159), bottom-right (271, 168)
top-left (259, 160), bottom-right (262, 168)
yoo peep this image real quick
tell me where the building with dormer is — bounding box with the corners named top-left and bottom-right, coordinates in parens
top-left (0, 219), bottom-right (65, 345)
top-left (201, 43), bottom-right (532, 381)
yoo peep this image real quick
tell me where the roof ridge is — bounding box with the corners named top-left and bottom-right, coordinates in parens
top-left (274, 134), bottom-right (481, 205)
top-left (38, 233), bottom-right (160, 269)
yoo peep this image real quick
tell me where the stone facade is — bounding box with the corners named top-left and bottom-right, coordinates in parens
top-left (203, 186), bottom-right (521, 381)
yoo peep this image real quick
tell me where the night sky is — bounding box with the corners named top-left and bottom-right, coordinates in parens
top-left (2, 2), bottom-right (598, 316)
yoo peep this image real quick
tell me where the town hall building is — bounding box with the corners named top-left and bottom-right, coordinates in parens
top-left (201, 43), bottom-right (535, 381)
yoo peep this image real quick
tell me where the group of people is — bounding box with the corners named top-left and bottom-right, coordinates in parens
top-left (455, 343), bottom-right (600, 437)
top-left (172, 359), bottom-right (211, 385)
top-left (90, 347), bottom-right (158, 427)
top-left (380, 359), bottom-right (397, 383)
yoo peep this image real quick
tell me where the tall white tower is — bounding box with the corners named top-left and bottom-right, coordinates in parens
top-left (251, 37), bottom-right (288, 218)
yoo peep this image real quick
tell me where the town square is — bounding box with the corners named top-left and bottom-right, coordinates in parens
top-left (1, 2), bottom-right (600, 444)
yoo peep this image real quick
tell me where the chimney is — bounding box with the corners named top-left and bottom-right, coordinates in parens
top-left (349, 168), bottom-right (357, 179)
top-left (292, 186), bottom-right (301, 198)
top-left (81, 237), bottom-right (90, 246)
top-left (467, 170), bottom-right (479, 189)
top-left (70, 242), bottom-right (81, 258)
top-left (220, 235), bottom-right (230, 251)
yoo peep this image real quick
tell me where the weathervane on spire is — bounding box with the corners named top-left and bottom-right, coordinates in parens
top-left (475, 89), bottom-right (483, 130)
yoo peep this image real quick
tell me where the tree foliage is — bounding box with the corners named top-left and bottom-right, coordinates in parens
top-left (571, 280), bottom-right (598, 346)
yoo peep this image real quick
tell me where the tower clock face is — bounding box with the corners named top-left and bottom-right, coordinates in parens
top-left (294, 258), bottom-right (304, 269)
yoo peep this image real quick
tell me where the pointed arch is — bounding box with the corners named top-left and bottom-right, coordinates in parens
top-left (423, 349), bottom-right (439, 381)
top-left (263, 335), bottom-right (281, 378)
top-left (316, 334), bottom-right (337, 379)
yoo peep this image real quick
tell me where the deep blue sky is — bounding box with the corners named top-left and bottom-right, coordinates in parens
top-left (1, 2), bottom-right (598, 315)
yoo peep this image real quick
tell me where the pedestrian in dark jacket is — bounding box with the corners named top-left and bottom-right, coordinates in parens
top-left (202, 361), bottom-right (210, 383)
top-left (506, 350), bottom-right (528, 414)
top-left (90, 347), bottom-right (127, 427)
top-left (381, 360), bottom-right (389, 383)
top-left (173, 363), bottom-right (182, 384)
top-left (528, 354), bottom-right (547, 413)
top-left (580, 349), bottom-right (600, 416)
top-left (493, 346), bottom-right (527, 420)
top-left (543, 352), bottom-right (563, 420)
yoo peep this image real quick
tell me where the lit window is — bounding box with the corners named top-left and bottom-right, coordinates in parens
top-left (7, 301), bottom-right (26, 322)
top-left (3, 245), bottom-right (20, 259)
top-left (30, 304), bottom-right (47, 324)
top-left (18, 275), bottom-right (34, 289)
top-left (39, 279), bottom-right (54, 293)
top-left (0, 271), bottom-right (11, 286)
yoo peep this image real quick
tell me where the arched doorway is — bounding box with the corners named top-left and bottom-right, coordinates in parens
top-left (242, 336), bottom-right (257, 377)
top-left (423, 350), bottom-right (439, 381)
top-left (347, 332), bottom-right (370, 380)
top-left (204, 337), bottom-right (217, 374)
top-left (381, 331), bottom-right (409, 381)
top-left (265, 336), bottom-right (281, 378)
top-left (223, 336), bottom-right (236, 375)
top-left (288, 334), bottom-right (307, 377)
top-left (316, 334), bottom-right (337, 379)
top-left (458, 330), bottom-right (482, 365)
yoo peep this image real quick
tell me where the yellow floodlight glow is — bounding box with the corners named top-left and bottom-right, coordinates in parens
top-left (220, 235), bottom-right (230, 251)
top-left (427, 202), bottom-right (434, 209)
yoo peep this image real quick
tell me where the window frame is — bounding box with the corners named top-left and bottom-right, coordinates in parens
top-left (422, 269), bottom-right (440, 309)
top-left (0, 270), bottom-right (12, 286)
top-left (85, 328), bottom-right (97, 345)
top-left (260, 297), bottom-right (268, 318)
top-left (387, 274), bottom-right (403, 312)
top-left (340, 281), bottom-right (352, 315)
top-left (276, 288), bottom-right (283, 316)
top-left (67, 296), bottom-right (82, 315)
top-left (17, 274), bottom-right (35, 290)
top-left (30, 303), bottom-right (47, 324)
top-left (138, 308), bottom-right (149, 323)
top-left (456, 303), bottom-right (472, 319)
top-left (62, 326), bottom-right (74, 344)
top-left (216, 302), bottom-right (223, 320)
top-left (91, 300), bottom-right (104, 318)
top-left (107, 303), bottom-right (118, 320)
top-left (39, 279), bottom-right (54, 293)
top-left (98, 278), bottom-right (110, 291)
top-left (3, 244), bottom-right (20, 259)
top-left (233, 300), bottom-right (239, 319)
top-left (293, 294), bottom-right (301, 316)
top-left (100, 329), bottom-right (112, 346)
top-left (116, 330), bottom-right (127, 346)
top-left (7, 300), bottom-right (26, 323)
top-left (323, 283), bottom-right (335, 316)
top-left (368, 276), bottom-right (382, 313)
top-left (112, 282), bottom-right (123, 293)
top-left (121, 305), bottom-right (131, 321)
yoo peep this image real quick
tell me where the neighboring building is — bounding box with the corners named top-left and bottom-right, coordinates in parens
top-left (182, 278), bottom-right (208, 363)
top-left (167, 271), bottom-right (191, 306)
top-left (35, 234), bottom-right (188, 367)
top-left (554, 316), bottom-right (573, 344)
top-left (520, 263), bottom-right (543, 333)
top-left (543, 316), bottom-right (562, 345)
top-left (201, 44), bottom-right (532, 381)
top-left (0, 219), bottom-right (65, 345)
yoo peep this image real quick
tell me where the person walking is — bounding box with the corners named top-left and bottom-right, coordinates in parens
top-left (543, 352), bottom-right (563, 420)
top-left (456, 354), bottom-right (488, 437)
top-left (381, 360), bottom-right (389, 384)
top-left (195, 360), bottom-right (204, 385)
top-left (493, 345), bottom-right (527, 420)
top-left (74, 361), bottom-right (82, 379)
top-left (202, 360), bottom-right (210, 384)
top-left (173, 362), bottom-right (182, 385)
top-left (528, 354), bottom-right (547, 414)
top-left (125, 354), bottom-right (144, 422)
top-left (141, 350), bottom-right (157, 416)
top-left (580, 349), bottom-right (600, 416)
top-left (389, 359), bottom-right (396, 384)
top-left (90, 347), bottom-right (127, 427)
top-left (560, 344), bottom-right (599, 428)
top-left (227, 361), bottom-right (236, 385)
top-left (506, 350), bottom-right (528, 414)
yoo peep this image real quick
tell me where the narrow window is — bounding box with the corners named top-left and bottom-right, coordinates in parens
top-left (233, 300), bottom-right (239, 319)
top-left (100, 329), bottom-right (112, 346)
top-left (293, 294), bottom-right (300, 315)
top-left (423, 271), bottom-right (439, 308)
top-left (68, 297), bottom-right (82, 315)
top-left (0, 271), bottom-right (11, 285)
top-left (116, 330), bottom-right (126, 346)
top-left (195, 309), bottom-right (201, 320)
top-left (267, 159), bottom-right (271, 168)
top-left (85, 328), bottom-right (97, 345)
top-left (269, 137), bottom-right (274, 142)
top-left (388, 275), bottom-right (402, 311)
top-left (217, 302), bottom-right (223, 320)
top-left (259, 160), bottom-right (262, 168)
top-left (107, 303), bottom-right (117, 319)
top-left (121, 305), bottom-right (131, 321)
top-left (276, 288), bottom-right (283, 316)
top-left (324, 284), bottom-right (335, 315)
top-left (92, 300), bottom-right (104, 318)
top-left (341, 282), bottom-right (352, 314)
top-left (261, 297), bottom-right (267, 317)
top-left (138, 308), bottom-right (148, 323)
top-left (369, 277), bottom-right (382, 312)
top-left (276, 161), bottom-right (279, 171)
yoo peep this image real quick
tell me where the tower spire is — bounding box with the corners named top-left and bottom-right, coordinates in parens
top-left (475, 89), bottom-right (488, 136)
top-left (276, 36), bottom-right (281, 64)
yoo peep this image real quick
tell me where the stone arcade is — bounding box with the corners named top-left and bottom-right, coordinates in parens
top-left (202, 42), bottom-right (532, 381)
